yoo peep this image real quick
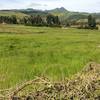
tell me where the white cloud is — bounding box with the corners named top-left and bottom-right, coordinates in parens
top-left (27, 2), bottom-right (47, 8)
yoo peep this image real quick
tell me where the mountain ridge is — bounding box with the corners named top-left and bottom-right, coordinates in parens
top-left (0, 7), bottom-right (100, 23)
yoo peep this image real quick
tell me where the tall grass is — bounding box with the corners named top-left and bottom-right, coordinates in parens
top-left (0, 24), bottom-right (100, 89)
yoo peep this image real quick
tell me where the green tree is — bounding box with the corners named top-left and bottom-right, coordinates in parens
top-left (11, 16), bottom-right (17, 24)
top-left (46, 15), bottom-right (60, 26)
top-left (92, 17), bottom-right (96, 28)
top-left (46, 14), bottom-right (54, 25)
top-left (54, 16), bottom-right (60, 25)
top-left (35, 15), bottom-right (43, 25)
top-left (88, 15), bottom-right (96, 28)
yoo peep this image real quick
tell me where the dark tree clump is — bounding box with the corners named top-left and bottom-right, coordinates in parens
top-left (88, 15), bottom-right (97, 29)
top-left (46, 14), bottom-right (60, 27)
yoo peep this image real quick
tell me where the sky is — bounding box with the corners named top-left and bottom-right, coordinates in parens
top-left (0, 0), bottom-right (100, 12)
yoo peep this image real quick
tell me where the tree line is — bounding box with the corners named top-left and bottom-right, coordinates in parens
top-left (0, 14), bottom-right (98, 29)
top-left (0, 14), bottom-right (61, 27)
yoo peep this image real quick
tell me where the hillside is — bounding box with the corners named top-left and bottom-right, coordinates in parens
top-left (0, 10), bottom-right (28, 18)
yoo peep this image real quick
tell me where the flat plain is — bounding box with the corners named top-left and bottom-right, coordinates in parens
top-left (0, 24), bottom-right (100, 89)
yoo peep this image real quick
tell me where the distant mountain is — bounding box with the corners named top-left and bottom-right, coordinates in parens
top-left (45, 7), bottom-right (69, 17)
top-left (17, 8), bottom-right (44, 13)
top-left (17, 8), bottom-right (48, 17)
top-left (46, 7), bottom-right (100, 23)
top-left (47, 7), bottom-right (68, 13)
top-left (0, 7), bottom-right (100, 23)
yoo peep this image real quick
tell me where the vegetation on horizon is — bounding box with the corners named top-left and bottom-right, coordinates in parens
top-left (0, 14), bottom-right (61, 27)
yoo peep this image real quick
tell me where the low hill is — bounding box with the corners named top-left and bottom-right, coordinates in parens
top-left (0, 10), bottom-right (28, 18)
top-left (19, 8), bottom-right (48, 17)
top-left (0, 9), bottom-right (48, 18)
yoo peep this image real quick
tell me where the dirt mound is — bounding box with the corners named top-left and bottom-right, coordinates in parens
top-left (0, 62), bottom-right (100, 100)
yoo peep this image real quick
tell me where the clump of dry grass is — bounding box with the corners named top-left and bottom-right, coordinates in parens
top-left (0, 62), bottom-right (100, 100)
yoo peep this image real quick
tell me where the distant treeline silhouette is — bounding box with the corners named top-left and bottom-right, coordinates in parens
top-left (0, 14), bottom-right (61, 27)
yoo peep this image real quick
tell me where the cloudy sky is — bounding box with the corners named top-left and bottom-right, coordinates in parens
top-left (0, 0), bottom-right (100, 12)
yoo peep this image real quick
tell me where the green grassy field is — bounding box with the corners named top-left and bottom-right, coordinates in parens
top-left (0, 24), bottom-right (100, 89)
